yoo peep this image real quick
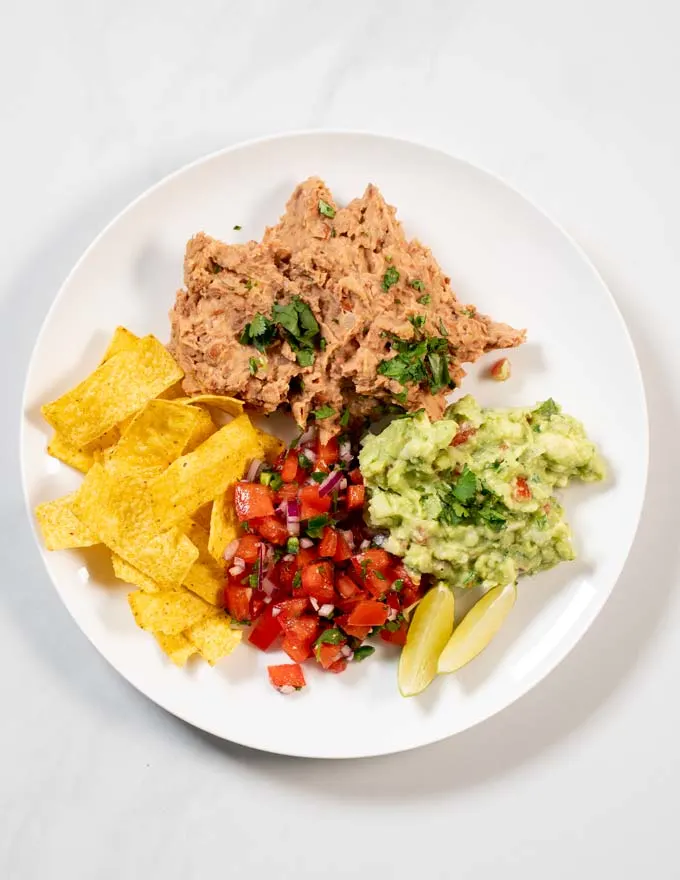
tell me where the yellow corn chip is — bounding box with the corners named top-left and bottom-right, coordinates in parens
top-left (183, 407), bottom-right (216, 453)
top-left (42, 335), bottom-right (183, 447)
top-left (208, 486), bottom-right (240, 563)
top-left (106, 400), bottom-right (208, 476)
top-left (186, 614), bottom-right (242, 665)
top-left (182, 522), bottom-right (225, 605)
top-left (192, 502), bottom-right (213, 532)
top-left (100, 326), bottom-right (140, 363)
top-left (47, 426), bottom-right (120, 474)
top-left (177, 394), bottom-right (244, 416)
top-left (256, 429), bottom-right (284, 464)
top-left (111, 553), bottom-right (161, 592)
top-left (128, 589), bottom-right (214, 635)
top-left (72, 464), bottom-right (198, 588)
top-left (35, 493), bottom-right (99, 550)
top-left (149, 414), bottom-right (263, 529)
top-left (154, 632), bottom-right (197, 666)
top-left (157, 381), bottom-right (185, 400)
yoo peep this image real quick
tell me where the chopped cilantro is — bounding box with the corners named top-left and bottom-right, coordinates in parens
top-left (245, 278), bottom-right (255, 290)
top-left (292, 570), bottom-right (302, 588)
top-left (233, 224), bottom-right (242, 230)
top-left (330, 226), bottom-right (337, 238)
top-left (314, 628), bottom-right (344, 647)
top-left (383, 615), bottom-right (404, 632)
top-left (239, 314), bottom-right (276, 352)
top-left (312, 405), bottom-right (336, 420)
top-left (461, 307), bottom-right (476, 317)
top-left (249, 357), bottom-right (259, 376)
top-left (417, 294), bottom-right (431, 305)
top-left (409, 315), bottom-right (426, 331)
top-left (377, 331), bottom-right (453, 395)
top-left (296, 349), bottom-right (315, 367)
top-left (392, 578), bottom-right (404, 592)
top-left (438, 319), bottom-right (449, 337)
top-left (298, 454), bottom-right (313, 470)
top-left (353, 645), bottom-right (375, 662)
top-left (318, 199), bottom-right (336, 218)
top-left (360, 558), bottom-right (369, 579)
top-left (393, 390), bottom-right (408, 405)
top-left (340, 407), bottom-right (350, 428)
top-left (373, 570), bottom-right (386, 580)
top-left (319, 337), bottom-right (327, 351)
top-left (382, 266), bottom-right (400, 291)
top-left (410, 279), bottom-right (425, 292)
top-left (453, 466), bottom-right (477, 502)
top-left (306, 514), bottom-right (331, 538)
top-left (533, 398), bottom-right (560, 418)
top-left (209, 259), bottom-right (222, 274)
top-left (311, 471), bottom-right (327, 484)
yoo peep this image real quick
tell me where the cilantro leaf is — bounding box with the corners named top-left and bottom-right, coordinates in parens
top-left (239, 314), bottom-right (276, 352)
top-left (318, 199), bottom-right (336, 218)
top-left (533, 398), bottom-right (560, 418)
top-left (233, 224), bottom-right (242, 230)
top-left (314, 628), bottom-right (344, 647)
top-left (382, 266), bottom-right (400, 291)
top-left (296, 349), bottom-right (315, 367)
top-left (452, 466), bottom-right (478, 502)
top-left (248, 357), bottom-right (259, 376)
top-left (438, 319), bottom-right (449, 337)
top-left (312, 405), bottom-right (335, 420)
top-left (410, 279), bottom-right (425, 292)
top-left (353, 645), bottom-right (375, 662)
top-left (417, 294), bottom-right (431, 305)
top-left (408, 315), bottom-right (426, 331)
top-left (340, 407), bottom-right (350, 428)
top-left (306, 514), bottom-right (331, 538)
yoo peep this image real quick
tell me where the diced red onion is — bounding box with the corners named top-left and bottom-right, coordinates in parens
top-left (340, 644), bottom-right (353, 658)
top-left (233, 557), bottom-right (245, 568)
top-left (300, 537), bottom-right (314, 549)
top-left (271, 606), bottom-right (281, 617)
top-left (310, 597), bottom-right (320, 611)
top-left (318, 469), bottom-right (344, 497)
top-left (262, 577), bottom-right (277, 596)
top-left (318, 603), bottom-right (334, 617)
top-left (303, 448), bottom-right (317, 463)
top-left (372, 534), bottom-right (387, 547)
top-left (286, 498), bottom-right (301, 536)
top-left (338, 478), bottom-right (347, 491)
top-left (256, 542), bottom-right (265, 591)
top-left (263, 596), bottom-right (272, 604)
top-left (341, 529), bottom-right (355, 549)
top-left (278, 685), bottom-right (296, 695)
top-left (229, 564), bottom-right (244, 577)
top-left (246, 458), bottom-right (263, 482)
top-left (298, 427), bottom-right (316, 446)
top-left (387, 607), bottom-right (398, 622)
top-left (339, 441), bottom-right (352, 459)
top-left (283, 554), bottom-right (294, 563)
top-left (277, 501), bottom-right (287, 515)
top-left (359, 539), bottom-right (370, 551)
top-left (288, 521), bottom-right (300, 537)
top-left (223, 539), bottom-right (239, 561)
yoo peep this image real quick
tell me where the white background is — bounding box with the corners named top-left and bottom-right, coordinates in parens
top-left (1, 1), bottom-right (678, 877)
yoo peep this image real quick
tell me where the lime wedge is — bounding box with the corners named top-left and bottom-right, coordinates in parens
top-left (437, 582), bottom-right (517, 674)
top-left (398, 584), bottom-right (455, 697)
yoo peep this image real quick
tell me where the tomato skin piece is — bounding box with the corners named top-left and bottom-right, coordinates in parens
top-left (380, 622), bottom-right (408, 646)
top-left (336, 614), bottom-right (372, 640)
top-left (333, 532), bottom-right (353, 563)
top-left (282, 615), bottom-right (320, 641)
top-left (514, 477), bottom-right (532, 501)
top-left (282, 636), bottom-right (313, 663)
top-left (336, 573), bottom-right (361, 599)
top-left (348, 468), bottom-right (363, 485)
top-left (225, 585), bottom-right (252, 622)
top-left (234, 482), bottom-right (275, 521)
top-left (299, 485), bottom-right (331, 519)
top-left (348, 600), bottom-right (389, 627)
top-left (280, 451), bottom-right (300, 483)
top-left (317, 437), bottom-right (340, 469)
top-left (346, 484), bottom-right (365, 510)
top-left (252, 516), bottom-right (289, 545)
top-left (328, 658), bottom-right (348, 674)
top-left (301, 561), bottom-right (335, 603)
top-left (365, 569), bottom-right (389, 598)
top-left (236, 533), bottom-right (263, 564)
top-left (451, 424), bottom-right (477, 446)
top-left (318, 527), bottom-right (338, 558)
top-left (275, 597), bottom-right (309, 624)
top-left (268, 663), bottom-right (306, 691)
top-left (248, 606), bottom-right (282, 651)
top-left (316, 642), bottom-right (344, 670)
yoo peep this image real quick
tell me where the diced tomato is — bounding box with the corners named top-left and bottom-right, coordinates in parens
top-left (380, 621), bottom-right (408, 646)
top-left (318, 527), bottom-right (338, 558)
top-left (351, 548), bottom-right (391, 582)
top-left (250, 590), bottom-right (266, 620)
top-left (225, 585), bottom-right (252, 622)
top-left (252, 516), bottom-right (289, 545)
top-left (335, 595), bottom-right (363, 614)
top-left (297, 546), bottom-right (318, 567)
top-left (346, 484), bottom-right (365, 510)
top-left (280, 451), bottom-right (299, 483)
top-left (514, 477), bottom-right (532, 501)
top-left (317, 437), bottom-right (339, 469)
top-left (282, 636), bottom-right (313, 663)
top-left (451, 424), bottom-right (477, 446)
top-left (301, 561), bottom-right (335, 603)
top-left (235, 533), bottom-right (262, 564)
top-left (385, 590), bottom-right (401, 611)
top-left (248, 606), bottom-right (281, 651)
top-left (275, 597), bottom-right (309, 623)
top-left (336, 614), bottom-right (372, 640)
top-left (282, 614), bottom-right (320, 641)
top-left (348, 468), bottom-right (363, 485)
top-left (268, 663), bottom-right (306, 692)
top-left (315, 641), bottom-right (344, 670)
top-left (234, 482), bottom-right (275, 521)
top-left (299, 484), bottom-right (331, 519)
top-left (275, 557), bottom-right (297, 591)
top-left (348, 600), bottom-right (389, 627)
top-left (333, 531), bottom-right (353, 563)
top-left (365, 569), bottom-right (390, 598)
top-left (276, 483), bottom-right (299, 504)
top-left (328, 658), bottom-right (348, 674)
top-left (401, 584), bottom-right (422, 609)
top-left (336, 573), bottom-right (361, 599)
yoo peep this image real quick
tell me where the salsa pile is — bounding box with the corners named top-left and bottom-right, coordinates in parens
top-left (221, 429), bottom-right (424, 693)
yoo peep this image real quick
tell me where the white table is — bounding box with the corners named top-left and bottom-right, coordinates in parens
top-left (2, 2), bottom-right (678, 877)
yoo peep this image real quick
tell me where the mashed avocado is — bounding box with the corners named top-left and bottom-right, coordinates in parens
top-left (359, 396), bottom-right (604, 589)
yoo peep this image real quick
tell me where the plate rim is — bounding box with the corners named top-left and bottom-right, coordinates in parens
top-left (20, 130), bottom-right (649, 758)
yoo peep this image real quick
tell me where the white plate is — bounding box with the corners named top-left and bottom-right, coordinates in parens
top-left (21, 132), bottom-right (648, 759)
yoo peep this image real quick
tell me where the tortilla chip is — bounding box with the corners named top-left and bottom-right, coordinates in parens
top-left (128, 588), bottom-right (215, 635)
top-left (208, 486), bottom-right (240, 563)
top-left (155, 631), bottom-right (197, 666)
top-left (42, 334), bottom-right (183, 447)
top-left (256, 429), bottom-right (284, 465)
top-left (183, 408), bottom-right (216, 453)
top-left (111, 553), bottom-right (161, 592)
top-left (177, 394), bottom-right (244, 416)
top-left (157, 380), bottom-right (185, 400)
top-left (182, 522), bottom-right (225, 605)
top-left (47, 427), bottom-right (120, 474)
top-left (192, 502), bottom-right (213, 532)
top-left (187, 614), bottom-right (242, 665)
top-left (100, 326), bottom-right (140, 363)
top-left (72, 463), bottom-right (198, 588)
top-left (149, 414), bottom-right (264, 529)
top-left (105, 400), bottom-right (208, 476)
top-left (35, 493), bottom-right (99, 550)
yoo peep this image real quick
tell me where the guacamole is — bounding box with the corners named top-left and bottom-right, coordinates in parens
top-left (359, 396), bottom-right (605, 590)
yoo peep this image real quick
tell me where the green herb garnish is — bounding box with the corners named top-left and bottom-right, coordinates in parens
top-left (239, 314), bottom-right (276, 352)
top-left (286, 537), bottom-right (300, 554)
top-left (340, 408), bottom-right (350, 428)
top-left (314, 628), bottom-right (344, 647)
top-left (410, 279), bottom-right (425, 292)
top-left (408, 315), bottom-right (426, 331)
top-left (249, 357), bottom-right (259, 376)
top-left (312, 405), bottom-right (336, 420)
top-left (306, 514), bottom-right (331, 539)
top-left (533, 398), bottom-right (560, 418)
top-left (382, 266), bottom-right (400, 291)
top-left (417, 294), bottom-right (431, 305)
top-left (318, 199), bottom-right (336, 218)
top-left (392, 579), bottom-right (404, 592)
top-left (233, 224), bottom-right (242, 231)
top-left (353, 645), bottom-right (376, 662)
top-left (292, 570), bottom-right (302, 588)
top-left (311, 471), bottom-right (327, 484)
top-left (298, 454), bottom-right (313, 470)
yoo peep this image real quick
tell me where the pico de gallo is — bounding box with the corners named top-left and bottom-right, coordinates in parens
top-left (220, 428), bottom-right (425, 693)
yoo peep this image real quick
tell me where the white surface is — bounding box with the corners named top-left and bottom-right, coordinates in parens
top-left (21, 131), bottom-right (648, 758)
top-left (1, 0), bottom-right (678, 874)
